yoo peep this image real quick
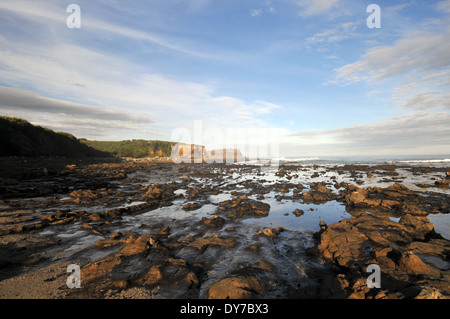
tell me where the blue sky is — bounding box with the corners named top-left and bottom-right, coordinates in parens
top-left (0, 0), bottom-right (449, 157)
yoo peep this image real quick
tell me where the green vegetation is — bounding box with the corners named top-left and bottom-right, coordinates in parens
top-left (0, 116), bottom-right (108, 157)
top-left (80, 139), bottom-right (176, 158)
top-left (0, 115), bottom-right (177, 158)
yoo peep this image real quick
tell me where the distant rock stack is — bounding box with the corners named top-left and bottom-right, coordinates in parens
top-left (171, 143), bottom-right (245, 164)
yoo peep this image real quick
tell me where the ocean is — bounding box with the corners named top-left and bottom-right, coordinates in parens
top-left (274, 154), bottom-right (450, 166)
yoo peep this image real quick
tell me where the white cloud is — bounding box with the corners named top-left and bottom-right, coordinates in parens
top-left (392, 90), bottom-right (450, 111)
top-left (0, 0), bottom-right (224, 60)
top-left (250, 8), bottom-right (263, 17)
top-left (0, 26), bottom-right (282, 140)
top-left (207, 97), bottom-right (282, 120)
top-left (436, 0), bottom-right (450, 14)
top-left (250, 3), bottom-right (276, 17)
top-left (0, 86), bottom-right (154, 123)
top-left (288, 112), bottom-right (450, 156)
top-left (0, 86), bottom-right (162, 139)
top-left (297, 0), bottom-right (341, 17)
top-left (307, 21), bottom-right (359, 47)
top-left (366, 90), bottom-right (381, 97)
top-left (334, 31), bottom-right (450, 83)
top-left (332, 26), bottom-right (450, 112)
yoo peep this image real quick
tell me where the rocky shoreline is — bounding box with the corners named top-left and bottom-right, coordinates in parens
top-left (0, 157), bottom-right (449, 299)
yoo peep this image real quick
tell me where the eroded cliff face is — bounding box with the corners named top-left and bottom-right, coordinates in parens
top-left (171, 143), bottom-right (245, 163)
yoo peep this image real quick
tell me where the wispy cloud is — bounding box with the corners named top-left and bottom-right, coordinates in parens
top-left (0, 86), bottom-right (160, 139)
top-left (307, 21), bottom-right (358, 44)
top-left (297, 0), bottom-right (341, 17)
top-left (0, 0), bottom-right (221, 60)
top-left (334, 31), bottom-right (450, 83)
top-left (436, 0), bottom-right (450, 13)
top-left (0, 86), bottom-right (154, 123)
top-left (289, 112), bottom-right (450, 155)
top-left (250, 8), bottom-right (263, 17)
top-left (0, 16), bottom-right (282, 140)
top-left (330, 14), bottom-right (450, 112)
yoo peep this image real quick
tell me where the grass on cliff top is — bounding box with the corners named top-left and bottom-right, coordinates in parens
top-left (0, 115), bottom-right (176, 158)
top-left (0, 115), bottom-right (107, 157)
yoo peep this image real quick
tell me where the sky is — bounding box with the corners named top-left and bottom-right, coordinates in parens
top-left (0, 0), bottom-right (449, 157)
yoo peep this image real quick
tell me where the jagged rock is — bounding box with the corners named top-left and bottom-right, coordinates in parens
top-left (319, 220), bottom-right (327, 231)
top-left (399, 203), bottom-right (427, 215)
top-left (292, 208), bottom-right (304, 217)
top-left (188, 236), bottom-right (237, 250)
top-left (302, 189), bottom-right (334, 203)
top-left (70, 189), bottom-right (98, 199)
top-left (317, 212), bottom-right (438, 268)
top-left (345, 188), bottom-right (372, 207)
top-left (217, 196), bottom-right (270, 219)
top-left (208, 276), bottom-right (264, 299)
top-left (397, 251), bottom-right (441, 278)
top-left (313, 183), bottom-right (332, 194)
top-left (183, 203), bottom-right (201, 211)
top-left (138, 265), bottom-right (163, 286)
top-left (399, 214), bottom-right (435, 240)
top-left (435, 179), bottom-right (450, 187)
top-left (317, 218), bottom-right (369, 267)
top-left (200, 216), bottom-right (225, 228)
top-left (414, 286), bottom-right (448, 299)
top-left (256, 226), bottom-right (284, 239)
top-left (139, 184), bottom-right (174, 201)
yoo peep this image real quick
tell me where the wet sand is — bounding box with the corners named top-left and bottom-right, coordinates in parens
top-left (0, 157), bottom-right (449, 299)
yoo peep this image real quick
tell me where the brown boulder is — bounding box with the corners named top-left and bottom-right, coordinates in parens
top-left (183, 203), bottom-right (201, 211)
top-left (347, 278), bottom-right (370, 299)
top-left (317, 219), bottom-right (369, 267)
top-left (435, 179), bottom-right (450, 187)
top-left (314, 183), bottom-right (332, 194)
top-left (397, 251), bottom-right (441, 278)
top-left (83, 255), bottom-right (124, 284)
top-left (217, 197), bottom-right (270, 219)
top-left (120, 234), bottom-right (159, 256)
top-left (201, 216), bottom-right (225, 228)
top-left (292, 208), bottom-right (304, 217)
top-left (208, 276), bottom-right (264, 299)
top-left (345, 188), bottom-right (368, 206)
top-left (256, 227), bottom-right (284, 239)
top-left (400, 203), bottom-right (427, 215)
top-left (388, 183), bottom-right (409, 191)
top-left (407, 239), bottom-right (450, 256)
top-left (415, 286), bottom-right (447, 299)
top-left (302, 189), bottom-right (333, 203)
top-left (188, 236), bottom-right (237, 250)
top-left (139, 185), bottom-right (172, 201)
top-left (138, 265), bottom-right (163, 286)
top-left (399, 214), bottom-right (435, 240)
top-left (70, 189), bottom-right (98, 199)
top-left (380, 199), bottom-right (401, 208)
